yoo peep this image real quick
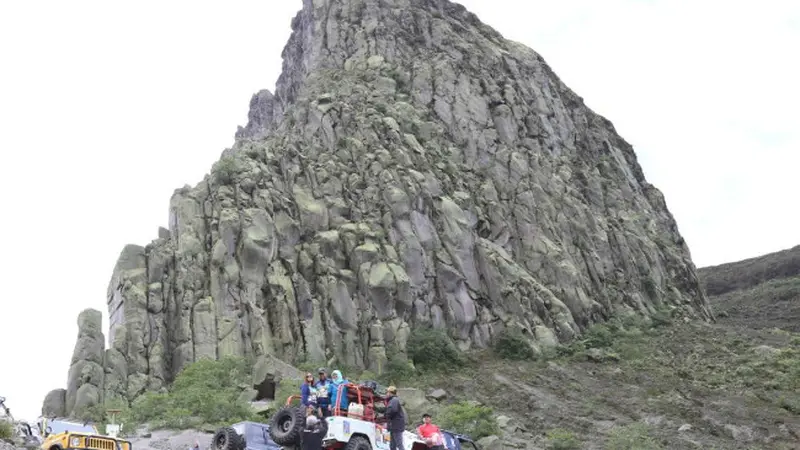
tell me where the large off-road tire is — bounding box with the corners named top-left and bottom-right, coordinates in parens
top-left (344, 436), bottom-right (371, 450)
top-left (212, 426), bottom-right (244, 450)
top-left (269, 405), bottom-right (305, 446)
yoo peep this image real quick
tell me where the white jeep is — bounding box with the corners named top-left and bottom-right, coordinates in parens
top-left (268, 382), bottom-right (427, 450)
top-left (321, 415), bottom-right (425, 450)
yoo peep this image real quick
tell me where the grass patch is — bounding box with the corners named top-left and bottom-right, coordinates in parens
top-left (0, 420), bottom-right (13, 439)
top-left (606, 423), bottom-right (662, 450)
top-left (545, 428), bottom-right (581, 449)
top-left (438, 402), bottom-right (498, 440)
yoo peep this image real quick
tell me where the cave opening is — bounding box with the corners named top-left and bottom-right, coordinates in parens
top-left (253, 377), bottom-right (276, 401)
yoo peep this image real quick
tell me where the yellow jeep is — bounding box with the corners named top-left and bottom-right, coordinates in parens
top-left (39, 418), bottom-right (131, 450)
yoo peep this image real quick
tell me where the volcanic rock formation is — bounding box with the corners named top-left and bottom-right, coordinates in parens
top-left (44, 0), bottom-right (712, 415)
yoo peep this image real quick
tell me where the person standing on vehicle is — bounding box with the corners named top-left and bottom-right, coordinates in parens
top-left (385, 386), bottom-right (406, 450)
top-left (327, 370), bottom-right (350, 414)
top-left (300, 373), bottom-right (318, 410)
top-left (416, 413), bottom-right (445, 450)
top-left (315, 368), bottom-right (332, 417)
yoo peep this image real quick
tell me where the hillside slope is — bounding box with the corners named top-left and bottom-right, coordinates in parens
top-left (698, 245), bottom-right (800, 331)
top-left (103, 313), bottom-right (800, 450)
top-left (43, 0), bottom-right (710, 420)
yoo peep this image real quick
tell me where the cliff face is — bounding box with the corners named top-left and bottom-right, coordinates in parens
top-left (45, 0), bottom-right (711, 415)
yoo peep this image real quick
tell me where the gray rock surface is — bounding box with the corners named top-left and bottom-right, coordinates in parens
top-left (127, 429), bottom-right (213, 450)
top-left (41, 389), bottom-right (66, 417)
top-left (45, 0), bottom-right (712, 413)
top-left (0, 441), bottom-right (21, 450)
top-left (65, 310), bottom-right (105, 418)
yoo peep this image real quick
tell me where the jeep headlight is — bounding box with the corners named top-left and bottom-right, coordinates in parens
top-left (71, 437), bottom-right (81, 447)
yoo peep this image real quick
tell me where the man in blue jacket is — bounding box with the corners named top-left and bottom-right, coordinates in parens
top-left (385, 386), bottom-right (406, 450)
top-left (315, 368), bottom-right (332, 417)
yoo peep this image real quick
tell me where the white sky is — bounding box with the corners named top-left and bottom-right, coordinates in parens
top-left (0, 0), bottom-right (797, 422)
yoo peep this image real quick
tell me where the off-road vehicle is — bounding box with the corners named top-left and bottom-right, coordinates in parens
top-left (38, 418), bottom-right (132, 450)
top-left (268, 382), bottom-right (427, 450)
top-left (211, 421), bottom-right (281, 450)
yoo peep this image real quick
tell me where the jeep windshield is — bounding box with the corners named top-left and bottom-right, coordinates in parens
top-left (47, 420), bottom-right (97, 435)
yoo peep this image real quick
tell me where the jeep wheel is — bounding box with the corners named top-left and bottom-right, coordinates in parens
top-left (344, 436), bottom-right (371, 450)
top-left (268, 405), bottom-right (305, 446)
top-left (212, 426), bottom-right (244, 450)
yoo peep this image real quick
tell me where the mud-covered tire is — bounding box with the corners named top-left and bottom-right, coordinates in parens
top-left (212, 426), bottom-right (244, 450)
top-left (269, 405), bottom-right (305, 446)
top-left (344, 435), bottom-right (371, 450)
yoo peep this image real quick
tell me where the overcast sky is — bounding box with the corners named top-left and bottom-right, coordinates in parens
top-left (1, 0), bottom-right (797, 422)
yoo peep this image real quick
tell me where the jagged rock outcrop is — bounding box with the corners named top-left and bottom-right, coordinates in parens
top-left (62, 310), bottom-right (105, 418)
top-left (46, 0), bottom-right (712, 412)
top-left (41, 389), bottom-right (66, 418)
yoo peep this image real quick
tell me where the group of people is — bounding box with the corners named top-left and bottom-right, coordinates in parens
top-left (299, 368), bottom-right (446, 450)
top-left (300, 367), bottom-right (349, 418)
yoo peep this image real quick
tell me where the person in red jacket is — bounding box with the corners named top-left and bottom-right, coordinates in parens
top-left (416, 413), bottom-right (445, 450)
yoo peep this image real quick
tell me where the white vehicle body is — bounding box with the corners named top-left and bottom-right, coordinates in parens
top-left (323, 416), bottom-right (425, 450)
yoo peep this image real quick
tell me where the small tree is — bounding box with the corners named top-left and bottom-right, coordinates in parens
top-left (439, 402), bottom-right (498, 439)
top-left (493, 328), bottom-right (535, 360)
top-left (406, 327), bottom-right (465, 372)
top-left (213, 156), bottom-right (241, 185)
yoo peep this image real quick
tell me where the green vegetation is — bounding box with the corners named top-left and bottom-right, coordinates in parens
top-left (707, 275), bottom-right (800, 331)
top-left (0, 420), bottom-right (13, 439)
top-left (68, 305), bottom-right (799, 448)
top-left (554, 308), bottom-right (676, 359)
top-left (377, 357), bottom-right (416, 385)
top-left (213, 155), bottom-right (243, 185)
top-left (400, 309), bottom-right (800, 449)
top-left (406, 327), bottom-right (466, 372)
top-left (128, 356), bottom-right (259, 430)
top-left (272, 378), bottom-right (303, 410)
top-left (493, 327), bottom-right (536, 360)
top-left (77, 397), bottom-right (130, 431)
top-left (545, 428), bottom-right (581, 450)
top-left (606, 423), bottom-right (662, 450)
top-left (543, 310), bottom-right (800, 398)
top-left (437, 402), bottom-right (498, 440)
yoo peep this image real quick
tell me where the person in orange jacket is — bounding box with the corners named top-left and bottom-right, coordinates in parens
top-left (416, 413), bottom-right (445, 450)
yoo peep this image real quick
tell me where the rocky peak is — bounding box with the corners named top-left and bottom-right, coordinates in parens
top-left (44, 0), bottom-right (711, 417)
top-left (238, 0), bottom-right (542, 143)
